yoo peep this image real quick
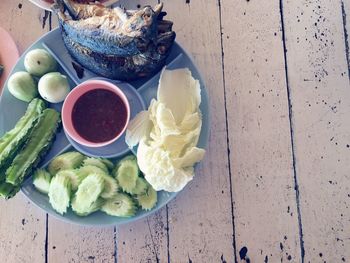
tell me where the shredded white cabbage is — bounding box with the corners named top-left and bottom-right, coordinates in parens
top-left (126, 68), bottom-right (205, 192)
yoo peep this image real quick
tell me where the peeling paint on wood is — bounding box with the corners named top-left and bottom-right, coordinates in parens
top-left (0, 196), bottom-right (45, 262)
top-left (221, 0), bottom-right (302, 262)
top-left (48, 217), bottom-right (115, 263)
top-left (283, 0), bottom-right (350, 261)
top-left (0, 0), bottom-right (350, 262)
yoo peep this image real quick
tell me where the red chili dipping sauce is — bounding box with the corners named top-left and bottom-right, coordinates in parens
top-left (72, 89), bottom-right (127, 143)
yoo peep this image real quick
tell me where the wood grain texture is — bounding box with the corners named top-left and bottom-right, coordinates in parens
top-left (163, 1), bottom-right (235, 262)
top-left (116, 209), bottom-right (168, 263)
top-left (0, 1), bottom-right (56, 53)
top-left (0, 2), bottom-right (53, 262)
top-left (0, 195), bottom-right (46, 262)
top-left (221, 0), bottom-right (302, 261)
top-left (48, 218), bottom-right (115, 263)
top-left (283, 0), bottom-right (350, 261)
top-left (342, 0), bottom-right (350, 79)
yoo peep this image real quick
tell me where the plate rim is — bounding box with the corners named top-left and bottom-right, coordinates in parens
top-left (1, 27), bottom-right (210, 226)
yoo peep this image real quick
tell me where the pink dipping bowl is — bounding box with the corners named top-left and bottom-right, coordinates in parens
top-left (62, 80), bottom-right (130, 148)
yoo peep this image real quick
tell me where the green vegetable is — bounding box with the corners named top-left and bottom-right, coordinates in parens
top-left (33, 168), bottom-right (52, 194)
top-left (100, 174), bottom-right (118, 199)
top-left (48, 173), bottom-right (71, 215)
top-left (38, 72), bottom-right (70, 103)
top-left (100, 158), bottom-right (114, 172)
top-left (6, 108), bottom-right (60, 186)
top-left (130, 177), bottom-right (148, 195)
top-left (101, 193), bottom-right (136, 217)
top-left (136, 185), bottom-right (157, 211)
top-left (0, 182), bottom-right (19, 199)
top-left (72, 173), bottom-right (104, 214)
top-left (8, 71), bottom-right (38, 102)
top-left (0, 99), bottom-right (45, 171)
top-left (48, 151), bottom-right (85, 176)
top-left (114, 155), bottom-right (139, 194)
top-left (83, 157), bottom-right (109, 173)
top-left (72, 197), bottom-right (104, 216)
top-left (56, 169), bottom-right (80, 191)
top-left (76, 165), bottom-right (106, 182)
top-left (24, 49), bottom-right (57, 77)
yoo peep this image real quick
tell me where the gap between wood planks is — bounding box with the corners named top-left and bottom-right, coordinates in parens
top-left (341, 1), bottom-right (350, 81)
top-left (217, 0), bottom-right (238, 263)
top-left (278, 0), bottom-right (305, 262)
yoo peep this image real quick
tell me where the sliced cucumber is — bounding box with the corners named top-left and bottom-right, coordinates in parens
top-left (72, 197), bottom-right (104, 216)
top-left (76, 165), bottom-right (106, 182)
top-left (137, 186), bottom-right (157, 211)
top-left (100, 174), bottom-right (119, 199)
top-left (83, 157), bottom-right (108, 173)
top-left (114, 155), bottom-right (139, 194)
top-left (33, 168), bottom-right (52, 194)
top-left (73, 173), bottom-right (104, 212)
top-left (101, 193), bottom-right (137, 217)
top-left (100, 158), bottom-right (114, 172)
top-left (48, 151), bottom-right (85, 175)
top-left (130, 177), bottom-right (148, 195)
top-left (48, 174), bottom-right (71, 215)
top-left (56, 169), bottom-right (80, 191)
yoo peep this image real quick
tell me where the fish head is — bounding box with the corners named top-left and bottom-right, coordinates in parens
top-left (121, 3), bottom-right (163, 38)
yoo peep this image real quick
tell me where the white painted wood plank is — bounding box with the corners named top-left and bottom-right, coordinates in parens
top-left (283, 0), bottom-right (350, 261)
top-left (162, 1), bottom-right (235, 262)
top-left (48, 218), bottom-right (115, 263)
top-left (117, 209), bottom-right (168, 263)
top-left (0, 2), bottom-right (54, 262)
top-left (221, 0), bottom-right (302, 261)
top-left (0, 1), bottom-right (57, 53)
top-left (0, 195), bottom-right (46, 262)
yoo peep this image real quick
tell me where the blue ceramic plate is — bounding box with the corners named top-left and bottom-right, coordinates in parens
top-left (0, 28), bottom-right (210, 226)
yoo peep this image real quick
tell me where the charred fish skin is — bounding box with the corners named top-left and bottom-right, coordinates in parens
top-left (62, 29), bottom-right (176, 80)
top-left (58, 1), bottom-right (160, 57)
top-left (53, 0), bottom-right (175, 80)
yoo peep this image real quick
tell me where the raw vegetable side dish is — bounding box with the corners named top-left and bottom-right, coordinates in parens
top-left (0, 0), bottom-right (207, 222)
top-left (33, 152), bottom-right (157, 216)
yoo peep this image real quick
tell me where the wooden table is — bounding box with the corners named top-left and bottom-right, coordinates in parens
top-left (0, 0), bottom-right (349, 262)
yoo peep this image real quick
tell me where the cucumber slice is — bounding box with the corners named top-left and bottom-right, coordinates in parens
top-left (73, 173), bottom-right (104, 212)
top-left (101, 193), bottom-right (137, 217)
top-left (83, 157), bottom-right (108, 173)
top-left (48, 151), bottom-right (85, 176)
top-left (100, 174), bottom-right (119, 199)
top-left (76, 165), bottom-right (106, 182)
top-left (114, 155), bottom-right (139, 194)
top-left (48, 174), bottom-right (71, 215)
top-left (72, 197), bottom-right (104, 216)
top-left (33, 168), bottom-right (52, 194)
top-left (137, 186), bottom-right (157, 211)
top-left (130, 177), bottom-right (148, 195)
top-left (100, 158), bottom-right (114, 171)
top-left (56, 170), bottom-right (80, 191)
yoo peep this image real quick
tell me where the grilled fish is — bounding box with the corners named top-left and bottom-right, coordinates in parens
top-left (53, 0), bottom-right (176, 80)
